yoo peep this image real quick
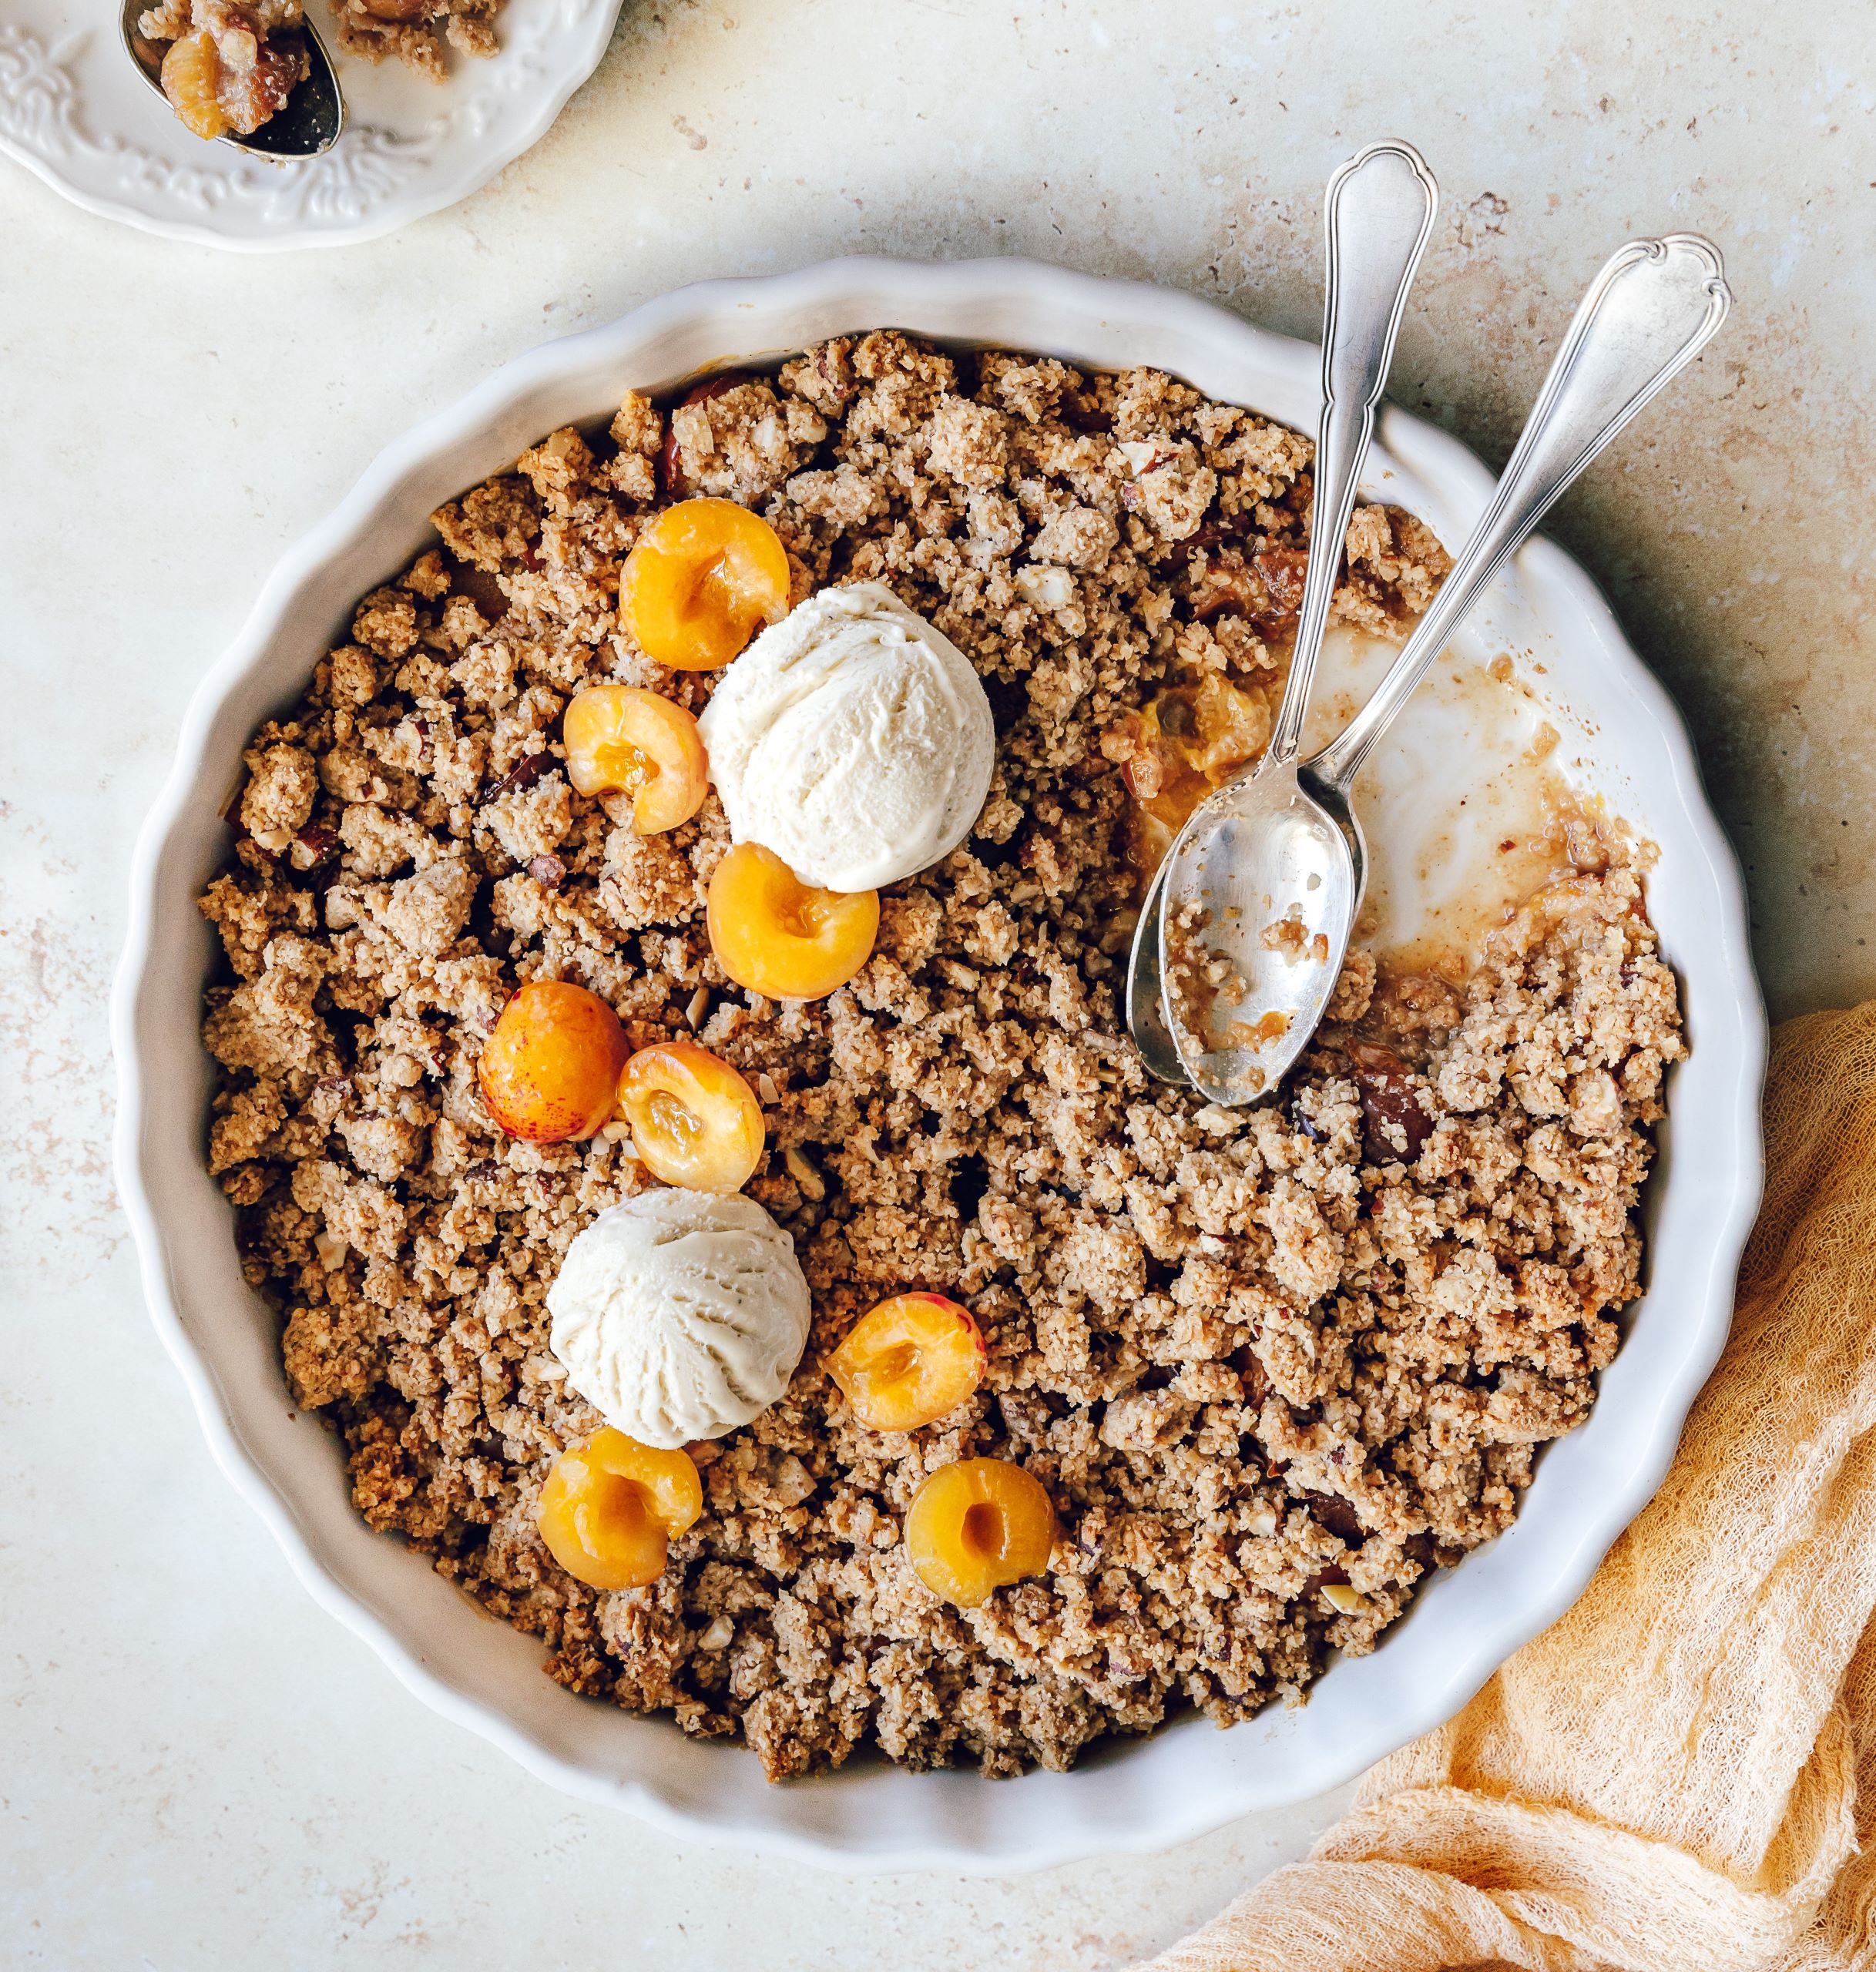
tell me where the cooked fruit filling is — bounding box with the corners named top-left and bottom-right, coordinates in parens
top-left (138, 0), bottom-right (308, 141)
top-left (1101, 672), bottom-right (1274, 873)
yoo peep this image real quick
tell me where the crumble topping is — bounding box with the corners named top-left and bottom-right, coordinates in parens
top-left (325, 0), bottom-right (504, 79)
top-left (198, 332), bottom-right (1683, 1779)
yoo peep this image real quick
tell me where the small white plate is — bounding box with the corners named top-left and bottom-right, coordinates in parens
top-left (0, 0), bottom-right (620, 251)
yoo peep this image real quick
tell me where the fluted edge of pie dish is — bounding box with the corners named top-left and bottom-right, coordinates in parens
top-left (112, 255), bottom-right (1767, 1873)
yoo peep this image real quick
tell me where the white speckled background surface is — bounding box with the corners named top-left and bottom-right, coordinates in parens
top-left (4, 4), bottom-right (1871, 1964)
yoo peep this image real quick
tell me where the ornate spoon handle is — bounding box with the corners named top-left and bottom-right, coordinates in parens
top-left (1309, 233), bottom-right (1731, 796)
top-left (1265, 139), bottom-right (1438, 769)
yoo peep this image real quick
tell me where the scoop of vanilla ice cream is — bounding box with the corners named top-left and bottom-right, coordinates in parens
top-left (547, 1189), bottom-right (810, 1448)
top-left (696, 582), bottom-right (995, 892)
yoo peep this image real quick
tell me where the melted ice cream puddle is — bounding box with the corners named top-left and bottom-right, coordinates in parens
top-left (1300, 625), bottom-right (1596, 973)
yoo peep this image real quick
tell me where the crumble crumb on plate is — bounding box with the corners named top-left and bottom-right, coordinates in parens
top-left (326, 0), bottom-right (503, 78)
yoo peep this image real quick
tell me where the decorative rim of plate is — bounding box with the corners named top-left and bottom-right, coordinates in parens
top-left (0, 0), bottom-right (623, 251)
top-left (112, 257), bottom-right (1767, 1872)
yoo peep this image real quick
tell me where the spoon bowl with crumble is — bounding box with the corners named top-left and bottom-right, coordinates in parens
top-left (1153, 232), bottom-right (1733, 1105)
top-left (120, 0), bottom-right (345, 157)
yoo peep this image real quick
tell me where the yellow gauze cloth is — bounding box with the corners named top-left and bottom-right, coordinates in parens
top-left (1139, 1005), bottom-right (1876, 1972)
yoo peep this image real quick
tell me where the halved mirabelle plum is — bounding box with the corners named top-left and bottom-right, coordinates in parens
top-left (618, 1039), bottom-right (765, 1192)
top-left (904, 1457), bottom-right (1056, 1609)
top-left (829, 1293), bottom-right (987, 1432)
top-left (707, 843), bottom-right (879, 1001)
top-left (562, 686), bottom-right (709, 833)
top-left (478, 980), bottom-right (629, 1143)
top-left (618, 498), bottom-right (791, 671)
top-left (536, 1428), bottom-right (703, 1591)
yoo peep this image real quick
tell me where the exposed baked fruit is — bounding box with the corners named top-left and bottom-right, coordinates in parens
top-left (536, 1428), bottom-right (703, 1591)
top-left (828, 1293), bottom-right (986, 1432)
top-left (659, 374), bottom-right (753, 495)
top-left (618, 1039), bottom-right (765, 1192)
top-left (478, 980), bottom-right (629, 1143)
top-left (156, 10), bottom-right (304, 141)
top-left (904, 1457), bottom-right (1055, 1608)
top-left (617, 498), bottom-right (790, 670)
top-left (706, 843), bottom-right (878, 1001)
top-left (1101, 673), bottom-right (1272, 869)
top-left (562, 685), bottom-right (709, 833)
top-left (1347, 1040), bottom-right (1437, 1166)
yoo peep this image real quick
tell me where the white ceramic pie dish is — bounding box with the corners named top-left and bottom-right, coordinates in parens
top-left (112, 256), bottom-right (1766, 1873)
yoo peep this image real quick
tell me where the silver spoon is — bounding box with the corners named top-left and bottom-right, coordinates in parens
top-left (1126, 139), bottom-right (1438, 1085)
top-left (121, 0), bottom-right (346, 159)
top-left (1154, 233), bottom-right (1732, 1105)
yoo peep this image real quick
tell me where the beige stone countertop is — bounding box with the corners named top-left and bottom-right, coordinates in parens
top-left (4, 3), bottom-right (1871, 1964)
